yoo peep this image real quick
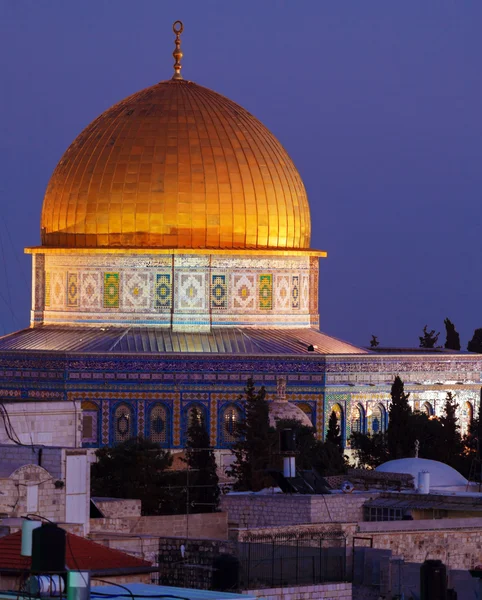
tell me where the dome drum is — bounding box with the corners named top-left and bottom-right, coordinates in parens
top-left (28, 249), bottom-right (320, 330)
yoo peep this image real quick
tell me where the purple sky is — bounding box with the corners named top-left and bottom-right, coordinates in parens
top-left (0, 1), bottom-right (481, 348)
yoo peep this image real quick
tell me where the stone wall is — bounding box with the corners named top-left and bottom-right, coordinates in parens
top-left (158, 537), bottom-right (235, 589)
top-left (221, 494), bottom-right (370, 528)
top-left (243, 583), bottom-right (352, 600)
top-left (0, 401), bottom-right (81, 447)
top-left (0, 445), bottom-right (63, 479)
top-left (90, 512), bottom-right (228, 540)
top-left (92, 498), bottom-right (142, 518)
top-left (360, 518), bottom-right (482, 571)
top-left (0, 464), bottom-right (65, 522)
top-left (237, 516), bottom-right (482, 573)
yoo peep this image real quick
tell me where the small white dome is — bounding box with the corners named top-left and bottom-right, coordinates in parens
top-left (375, 457), bottom-right (467, 489)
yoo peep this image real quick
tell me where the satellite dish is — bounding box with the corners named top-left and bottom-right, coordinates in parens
top-left (341, 481), bottom-right (354, 494)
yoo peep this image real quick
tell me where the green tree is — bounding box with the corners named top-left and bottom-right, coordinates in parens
top-left (468, 329), bottom-right (482, 353)
top-left (351, 431), bottom-right (389, 469)
top-left (438, 392), bottom-right (462, 466)
top-left (419, 325), bottom-right (440, 349)
top-left (370, 335), bottom-right (379, 348)
top-left (326, 410), bottom-right (342, 450)
top-left (91, 437), bottom-right (172, 515)
top-left (444, 318), bottom-right (461, 351)
top-left (387, 376), bottom-right (413, 459)
top-left (184, 408), bottom-right (220, 513)
top-left (228, 378), bottom-right (275, 491)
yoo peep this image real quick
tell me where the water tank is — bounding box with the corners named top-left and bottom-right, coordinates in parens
top-left (418, 471), bottom-right (430, 494)
top-left (420, 559), bottom-right (447, 600)
top-left (31, 524), bottom-right (66, 573)
top-left (212, 554), bottom-right (240, 591)
top-left (26, 575), bottom-right (65, 596)
top-left (21, 520), bottom-right (42, 557)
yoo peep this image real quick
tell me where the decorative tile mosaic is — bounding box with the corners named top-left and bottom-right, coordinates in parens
top-left (67, 273), bottom-right (79, 308)
top-left (259, 274), bottom-right (273, 310)
top-left (173, 392), bottom-right (181, 446)
top-left (51, 272), bottom-right (65, 308)
top-left (179, 273), bottom-right (204, 310)
top-left (81, 272), bottom-right (102, 309)
top-left (233, 273), bottom-right (255, 309)
top-left (155, 273), bottom-right (172, 310)
top-left (291, 275), bottom-right (299, 309)
top-left (44, 272), bottom-right (51, 307)
top-left (102, 400), bottom-right (110, 445)
top-left (103, 272), bottom-right (120, 308)
top-left (275, 275), bottom-right (290, 310)
top-left (211, 274), bottom-right (227, 310)
top-left (300, 273), bottom-right (309, 310)
top-left (210, 396), bottom-right (218, 446)
top-left (122, 272), bottom-right (149, 309)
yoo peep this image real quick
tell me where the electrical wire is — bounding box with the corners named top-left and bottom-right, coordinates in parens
top-left (91, 593), bottom-right (190, 600)
top-left (0, 401), bottom-right (37, 449)
top-left (90, 580), bottom-right (135, 600)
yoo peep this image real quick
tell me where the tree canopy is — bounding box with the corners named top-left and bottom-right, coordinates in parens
top-left (387, 376), bottom-right (413, 459)
top-left (419, 325), bottom-right (440, 348)
top-left (468, 329), bottom-right (482, 353)
top-left (91, 437), bottom-right (173, 515)
top-left (228, 378), bottom-right (275, 491)
top-left (444, 318), bottom-right (461, 351)
top-left (351, 377), bottom-right (476, 478)
top-left (184, 407), bottom-right (220, 513)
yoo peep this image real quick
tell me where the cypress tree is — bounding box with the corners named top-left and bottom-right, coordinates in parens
top-left (228, 378), bottom-right (274, 491)
top-left (184, 408), bottom-right (220, 513)
top-left (444, 318), bottom-right (461, 351)
top-left (439, 392), bottom-right (462, 465)
top-left (387, 376), bottom-right (413, 459)
top-left (326, 410), bottom-right (342, 450)
top-left (468, 329), bottom-right (482, 353)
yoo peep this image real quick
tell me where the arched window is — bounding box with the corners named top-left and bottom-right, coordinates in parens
top-left (148, 403), bottom-right (169, 446)
top-left (461, 401), bottom-right (474, 436)
top-left (221, 404), bottom-right (243, 446)
top-left (351, 404), bottom-right (365, 434)
top-left (369, 404), bottom-right (387, 434)
top-left (422, 402), bottom-right (434, 417)
top-left (328, 403), bottom-right (344, 447)
top-left (81, 401), bottom-right (99, 446)
top-left (113, 403), bottom-right (134, 444)
top-left (297, 403), bottom-right (314, 424)
top-left (183, 403), bottom-right (208, 444)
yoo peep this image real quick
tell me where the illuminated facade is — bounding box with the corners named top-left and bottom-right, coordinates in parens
top-left (0, 23), bottom-right (481, 456)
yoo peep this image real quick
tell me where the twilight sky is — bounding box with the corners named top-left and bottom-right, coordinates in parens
top-left (0, 1), bottom-right (480, 348)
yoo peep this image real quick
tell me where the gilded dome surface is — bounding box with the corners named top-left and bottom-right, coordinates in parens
top-left (41, 79), bottom-right (311, 249)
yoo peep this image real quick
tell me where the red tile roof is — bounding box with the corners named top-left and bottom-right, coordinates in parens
top-left (0, 530), bottom-right (153, 572)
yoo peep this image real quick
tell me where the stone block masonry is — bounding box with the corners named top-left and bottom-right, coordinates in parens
top-left (90, 512), bottom-right (228, 542)
top-left (221, 493), bottom-right (370, 528)
top-left (243, 582), bottom-right (352, 599)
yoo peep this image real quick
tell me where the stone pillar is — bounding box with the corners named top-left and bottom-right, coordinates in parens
top-left (30, 253), bottom-right (45, 327)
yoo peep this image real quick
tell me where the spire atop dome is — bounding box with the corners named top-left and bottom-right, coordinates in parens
top-left (172, 20), bottom-right (184, 80)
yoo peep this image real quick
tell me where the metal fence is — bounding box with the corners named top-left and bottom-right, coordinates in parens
top-left (238, 530), bottom-right (347, 589)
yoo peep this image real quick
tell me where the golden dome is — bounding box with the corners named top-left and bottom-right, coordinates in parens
top-left (41, 79), bottom-right (311, 250)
